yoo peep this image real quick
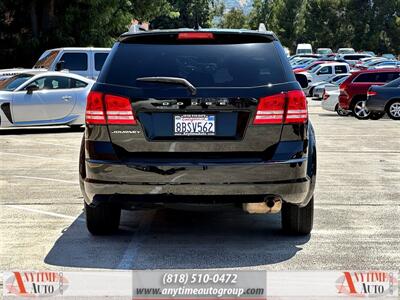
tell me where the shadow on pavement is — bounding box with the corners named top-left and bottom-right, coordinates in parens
top-left (0, 126), bottom-right (84, 135)
top-left (45, 208), bottom-right (310, 270)
top-left (317, 113), bottom-right (345, 117)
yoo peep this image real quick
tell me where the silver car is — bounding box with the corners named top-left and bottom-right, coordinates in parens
top-left (312, 74), bottom-right (351, 99)
top-left (0, 71), bottom-right (93, 128)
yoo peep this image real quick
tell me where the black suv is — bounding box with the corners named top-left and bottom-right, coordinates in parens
top-left (79, 29), bottom-right (316, 235)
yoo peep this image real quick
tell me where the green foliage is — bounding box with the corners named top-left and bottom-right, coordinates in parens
top-left (219, 8), bottom-right (249, 29)
top-left (151, 0), bottom-right (221, 29)
top-left (0, 0), bottom-right (178, 68)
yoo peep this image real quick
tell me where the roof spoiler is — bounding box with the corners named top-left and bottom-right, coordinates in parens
top-left (259, 23), bottom-right (267, 32)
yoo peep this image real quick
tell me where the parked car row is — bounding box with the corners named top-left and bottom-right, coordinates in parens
top-left (289, 46), bottom-right (399, 121)
top-left (0, 47), bottom-right (112, 128)
top-left (320, 69), bottom-right (400, 120)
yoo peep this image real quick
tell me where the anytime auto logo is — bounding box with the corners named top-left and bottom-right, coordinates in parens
top-left (336, 271), bottom-right (398, 297)
top-left (4, 271), bottom-right (69, 297)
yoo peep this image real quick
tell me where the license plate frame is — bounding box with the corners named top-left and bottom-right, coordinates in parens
top-left (174, 114), bottom-right (216, 136)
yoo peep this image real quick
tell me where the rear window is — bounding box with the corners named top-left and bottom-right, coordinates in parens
top-left (384, 77), bottom-right (400, 87)
top-left (100, 41), bottom-right (285, 88)
top-left (343, 55), bottom-right (368, 60)
top-left (354, 72), bottom-right (400, 83)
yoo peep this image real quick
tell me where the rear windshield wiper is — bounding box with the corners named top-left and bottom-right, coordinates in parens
top-left (136, 77), bottom-right (197, 96)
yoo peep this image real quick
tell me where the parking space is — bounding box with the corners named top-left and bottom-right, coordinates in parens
top-left (0, 100), bottom-right (399, 271)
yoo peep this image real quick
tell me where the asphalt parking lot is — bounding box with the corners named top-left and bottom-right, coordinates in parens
top-left (1, 100), bottom-right (399, 272)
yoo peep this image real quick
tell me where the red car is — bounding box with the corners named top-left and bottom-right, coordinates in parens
top-left (339, 68), bottom-right (400, 119)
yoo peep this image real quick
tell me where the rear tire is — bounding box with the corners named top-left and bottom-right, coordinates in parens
top-left (352, 99), bottom-right (370, 120)
top-left (386, 101), bottom-right (400, 120)
top-left (282, 197), bottom-right (314, 235)
top-left (85, 202), bottom-right (121, 235)
top-left (369, 112), bottom-right (385, 120)
top-left (308, 87), bottom-right (315, 97)
top-left (335, 104), bottom-right (349, 116)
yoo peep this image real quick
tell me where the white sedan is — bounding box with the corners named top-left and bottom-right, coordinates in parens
top-left (321, 89), bottom-right (349, 116)
top-left (0, 71), bottom-right (94, 128)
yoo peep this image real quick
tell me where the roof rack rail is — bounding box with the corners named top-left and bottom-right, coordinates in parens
top-left (258, 23), bottom-right (267, 32)
top-left (128, 24), bottom-right (147, 33)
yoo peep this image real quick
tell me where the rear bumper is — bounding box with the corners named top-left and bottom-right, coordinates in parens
top-left (313, 88), bottom-right (324, 98)
top-left (365, 97), bottom-right (386, 112)
top-left (339, 95), bottom-right (350, 110)
top-left (81, 157), bottom-right (313, 207)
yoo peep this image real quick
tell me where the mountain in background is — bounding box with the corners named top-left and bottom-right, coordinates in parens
top-left (223, 0), bottom-right (253, 14)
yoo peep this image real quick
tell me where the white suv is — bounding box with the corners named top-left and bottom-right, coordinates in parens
top-left (0, 47), bottom-right (111, 80)
top-left (308, 63), bottom-right (350, 82)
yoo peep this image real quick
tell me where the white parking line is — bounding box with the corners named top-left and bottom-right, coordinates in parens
top-left (5, 204), bottom-right (83, 221)
top-left (3, 138), bottom-right (78, 149)
top-left (13, 175), bottom-right (76, 184)
top-left (117, 210), bottom-right (156, 269)
top-left (117, 173), bottom-right (186, 268)
top-left (0, 152), bottom-right (74, 162)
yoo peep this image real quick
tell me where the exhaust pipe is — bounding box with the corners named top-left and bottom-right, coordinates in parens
top-left (243, 196), bottom-right (282, 214)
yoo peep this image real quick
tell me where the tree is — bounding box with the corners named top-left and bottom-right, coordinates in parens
top-left (151, 0), bottom-right (220, 29)
top-left (247, 0), bottom-right (270, 29)
top-left (219, 8), bottom-right (249, 29)
top-left (0, 0), bottom-right (176, 68)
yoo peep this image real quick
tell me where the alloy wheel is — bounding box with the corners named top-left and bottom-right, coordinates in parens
top-left (335, 104), bottom-right (349, 116)
top-left (353, 100), bottom-right (370, 119)
top-left (388, 102), bottom-right (400, 120)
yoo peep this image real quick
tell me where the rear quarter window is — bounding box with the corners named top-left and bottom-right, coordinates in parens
top-left (94, 53), bottom-right (109, 71)
top-left (99, 40), bottom-right (287, 88)
top-left (354, 72), bottom-right (400, 83)
top-left (344, 55), bottom-right (367, 60)
top-left (385, 77), bottom-right (400, 87)
top-left (60, 53), bottom-right (88, 71)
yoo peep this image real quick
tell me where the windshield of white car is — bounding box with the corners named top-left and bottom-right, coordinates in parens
top-left (0, 74), bottom-right (34, 91)
top-left (365, 59), bottom-right (388, 66)
top-left (309, 64), bottom-right (322, 73)
top-left (335, 76), bottom-right (349, 85)
top-left (33, 50), bottom-right (60, 69)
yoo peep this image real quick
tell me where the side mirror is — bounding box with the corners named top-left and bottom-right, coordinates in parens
top-left (55, 60), bottom-right (65, 71)
top-left (26, 84), bottom-right (39, 94)
top-left (295, 73), bottom-right (309, 89)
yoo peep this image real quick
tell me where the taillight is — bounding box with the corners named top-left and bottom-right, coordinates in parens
top-left (105, 94), bottom-right (137, 125)
top-left (323, 92), bottom-right (330, 101)
top-left (86, 91), bottom-right (106, 124)
top-left (367, 90), bottom-right (377, 97)
top-left (253, 93), bottom-right (286, 124)
top-left (285, 90), bottom-right (308, 124)
top-left (253, 90), bottom-right (307, 125)
top-left (85, 92), bottom-right (137, 125)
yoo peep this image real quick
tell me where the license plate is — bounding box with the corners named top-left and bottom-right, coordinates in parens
top-left (174, 114), bottom-right (215, 136)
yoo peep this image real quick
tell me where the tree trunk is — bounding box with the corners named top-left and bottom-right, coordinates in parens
top-left (30, 0), bottom-right (38, 38)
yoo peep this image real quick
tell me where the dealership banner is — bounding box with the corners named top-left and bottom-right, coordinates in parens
top-left (2, 270), bottom-right (399, 299)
